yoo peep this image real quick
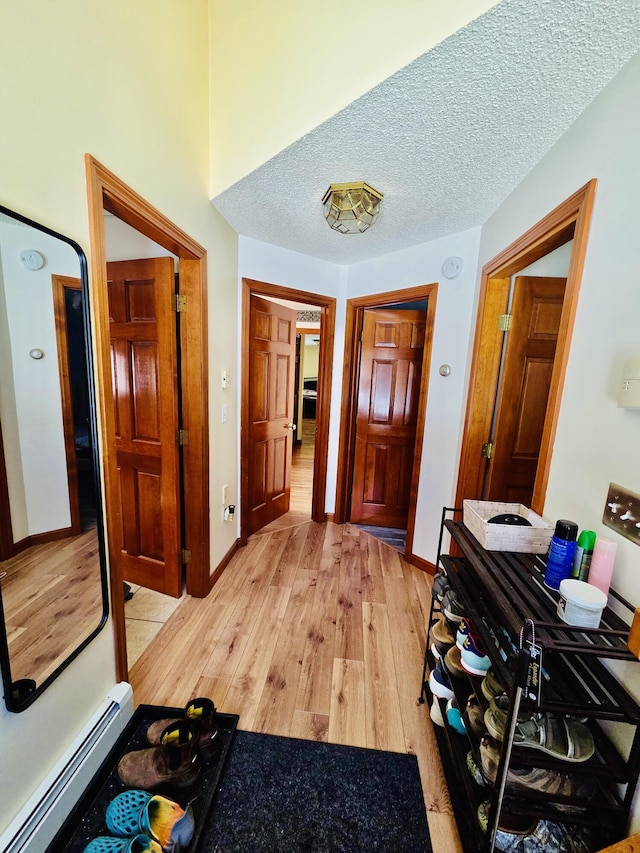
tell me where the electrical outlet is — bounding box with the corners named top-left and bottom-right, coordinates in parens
top-left (603, 482), bottom-right (640, 546)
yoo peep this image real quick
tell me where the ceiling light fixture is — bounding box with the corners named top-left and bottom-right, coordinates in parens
top-left (322, 182), bottom-right (383, 234)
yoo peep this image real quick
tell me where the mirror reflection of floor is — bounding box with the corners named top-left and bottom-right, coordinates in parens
top-left (124, 583), bottom-right (184, 668)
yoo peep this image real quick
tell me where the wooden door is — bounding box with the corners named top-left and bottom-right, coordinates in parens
top-left (247, 295), bottom-right (296, 534)
top-left (350, 307), bottom-right (425, 527)
top-left (107, 257), bottom-right (182, 597)
top-left (485, 276), bottom-right (566, 505)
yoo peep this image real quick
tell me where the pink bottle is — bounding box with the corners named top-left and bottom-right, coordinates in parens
top-left (588, 536), bottom-right (617, 597)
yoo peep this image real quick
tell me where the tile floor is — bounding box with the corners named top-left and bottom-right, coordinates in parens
top-left (124, 582), bottom-right (185, 667)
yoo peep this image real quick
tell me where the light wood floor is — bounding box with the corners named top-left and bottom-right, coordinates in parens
top-left (129, 520), bottom-right (462, 851)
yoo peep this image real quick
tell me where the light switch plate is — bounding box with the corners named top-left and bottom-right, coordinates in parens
top-left (603, 482), bottom-right (640, 546)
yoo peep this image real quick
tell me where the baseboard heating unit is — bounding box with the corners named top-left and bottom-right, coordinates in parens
top-left (0, 682), bottom-right (134, 853)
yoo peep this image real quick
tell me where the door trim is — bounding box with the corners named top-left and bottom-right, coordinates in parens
top-left (85, 155), bottom-right (210, 680)
top-left (241, 278), bottom-right (336, 540)
top-left (455, 179), bottom-right (597, 513)
top-left (334, 283), bottom-right (438, 563)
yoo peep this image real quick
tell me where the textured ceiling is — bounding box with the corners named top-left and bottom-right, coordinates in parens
top-left (212, 0), bottom-right (640, 265)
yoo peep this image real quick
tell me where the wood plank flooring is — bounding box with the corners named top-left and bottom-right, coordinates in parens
top-left (129, 521), bottom-right (462, 851)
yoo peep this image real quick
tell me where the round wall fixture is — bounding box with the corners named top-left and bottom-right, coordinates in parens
top-left (29, 348), bottom-right (44, 360)
top-left (19, 249), bottom-right (45, 271)
top-left (439, 364), bottom-right (451, 377)
top-left (442, 256), bottom-right (463, 280)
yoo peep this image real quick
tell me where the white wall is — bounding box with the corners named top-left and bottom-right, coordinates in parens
top-left (209, 0), bottom-right (500, 193)
top-left (0, 222), bottom-right (81, 539)
top-left (0, 0), bottom-right (238, 835)
top-left (239, 228), bottom-right (482, 562)
top-left (479, 50), bottom-right (640, 831)
top-left (347, 229), bottom-right (482, 560)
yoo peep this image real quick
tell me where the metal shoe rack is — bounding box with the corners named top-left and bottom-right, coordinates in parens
top-left (419, 507), bottom-right (640, 853)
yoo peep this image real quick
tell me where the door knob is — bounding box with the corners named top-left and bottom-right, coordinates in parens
top-left (284, 423), bottom-right (297, 430)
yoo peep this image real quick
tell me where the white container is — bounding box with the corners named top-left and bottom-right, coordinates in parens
top-left (557, 579), bottom-right (607, 628)
top-left (462, 500), bottom-right (553, 553)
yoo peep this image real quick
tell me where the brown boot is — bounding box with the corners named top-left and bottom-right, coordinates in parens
top-left (118, 720), bottom-right (201, 790)
top-left (146, 698), bottom-right (220, 758)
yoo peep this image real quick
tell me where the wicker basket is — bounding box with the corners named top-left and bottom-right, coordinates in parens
top-left (462, 500), bottom-right (553, 553)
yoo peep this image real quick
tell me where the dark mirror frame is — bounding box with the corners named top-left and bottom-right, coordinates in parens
top-left (0, 203), bottom-right (109, 713)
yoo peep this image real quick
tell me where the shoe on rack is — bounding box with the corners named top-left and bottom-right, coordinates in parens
top-left (446, 696), bottom-right (467, 734)
top-left (429, 659), bottom-right (455, 700)
top-left (477, 801), bottom-right (594, 853)
top-left (146, 697), bottom-right (220, 758)
top-left (117, 720), bottom-right (201, 790)
top-left (442, 589), bottom-right (465, 622)
top-left (444, 645), bottom-right (468, 681)
top-left (455, 618), bottom-right (471, 650)
top-left (431, 573), bottom-right (450, 602)
top-left (105, 789), bottom-right (195, 852)
top-left (460, 631), bottom-right (492, 676)
top-left (484, 695), bottom-right (595, 763)
top-left (430, 697), bottom-right (445, 728)
top-left (462, 695), bottom-right (486, 737)
top-left (466, 750), bottom-right (486, 786)
top-left (430, 615), bottom-right (454, 660)
top-left (481, 669), bottom-right (506, 702)
top-left (479, 735), bottom-right (596, 801)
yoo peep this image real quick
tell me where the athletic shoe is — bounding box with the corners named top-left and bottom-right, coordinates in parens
top-left (430, 615), bottom-right (454, 660)
top-left (466, 750), bottom-right (486, 786)
top-left (455, 618), bottom-right (471, 649)
top-left (477, 801), bottom-right (594, 852)
top-left (442, 589), bottom-right (465, 622)
top-left (430, 698), bottom-right (445, 728)
top-left (462, 695), bottom-right (486, 737)
top-left (444, 645), bottom-right (467, 680)
top-left (432, 573), bottom-right (450, 602)
top-left (481, 669), bottom-right (505, 701)
top-left (460, 632), bottom-right (492, 676)
top-left (429, 660), bottom-right (455, 700)
top-left (479, 735), bottom-right (596, 800)
top-left (446, 697), bottom-right (467, 734)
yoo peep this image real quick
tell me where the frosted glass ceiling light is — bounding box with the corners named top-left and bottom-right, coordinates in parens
top-left (322, 182), bottom-right (383, 234)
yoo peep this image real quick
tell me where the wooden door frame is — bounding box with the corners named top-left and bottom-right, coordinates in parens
top-left (85, 155), bottom-right (210, 681)
top-left (51, 274), bottom-right (83, 537)
top-left (455, 180), bottom-right (597, 513)
top-left (241, 278), bottom-right (335, 541)
top-left (334, 284), bottom-right (438, 563)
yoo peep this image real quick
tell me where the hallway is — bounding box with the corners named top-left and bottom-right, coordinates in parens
top-left (128, 520), bottom-right (459, 851)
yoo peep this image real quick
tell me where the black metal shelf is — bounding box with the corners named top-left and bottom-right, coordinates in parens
top-left (421, 508), bottom-right (640, 852)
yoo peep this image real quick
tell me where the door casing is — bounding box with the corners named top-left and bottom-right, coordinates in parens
top-left (85, 155), bottom-right (210, 680)
top-left (455, 180), bottom-right (597, 513)
top-left (241, 278), bottom-right (336, 541)
top-left (334, 284), bottom-right (438, 564)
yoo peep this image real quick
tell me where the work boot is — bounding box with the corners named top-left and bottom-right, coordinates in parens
top-left (118, 720), bottom-right (201, 790)
top-left (146, 697), bottom-right (220, 758)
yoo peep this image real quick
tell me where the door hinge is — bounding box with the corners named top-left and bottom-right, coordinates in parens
top-left (498, 313), bottom-right (512, 331)
top-left (173, 294), bottom-right (187, 313)
top-left (176, 429), bottom-right (190, 446)
top-left (181, 548), bottom-right (191, 564)
top-left (481, 442), bottom-right (494, 459)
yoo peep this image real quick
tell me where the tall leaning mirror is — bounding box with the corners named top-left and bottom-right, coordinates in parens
top-left (0, 203), bottom-right (108, 712)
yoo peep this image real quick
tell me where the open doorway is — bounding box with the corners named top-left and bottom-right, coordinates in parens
top-left (334, 284), bottom-right (437, 565)
top-left (241, 279), bottom-right (335, 540)
top-left (85, 156), bottom-right (210, 681)
top-left (456, 180), bottom-right (596, 512)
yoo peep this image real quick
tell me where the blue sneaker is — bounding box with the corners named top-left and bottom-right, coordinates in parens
top-left (429, 660), bottom-right (455, 700)
top-left (446, 697), bottom-right (467, 734)
top-left (460, 631), bottom-right (492, 676)
top-left (456, 618), bottom-right (471, 650)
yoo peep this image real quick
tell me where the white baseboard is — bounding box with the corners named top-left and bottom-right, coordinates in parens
top-left (0, 682), bottom-right (134, 853)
